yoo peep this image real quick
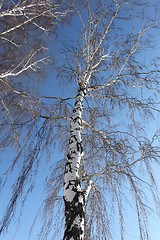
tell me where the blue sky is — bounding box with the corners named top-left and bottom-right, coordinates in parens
top-left (1, 1), bottom-right (160, 239)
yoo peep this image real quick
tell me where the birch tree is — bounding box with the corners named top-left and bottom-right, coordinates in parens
top-left (0, 0), bottom-right (71, 235)
top-left (1, 0), bottom-right (160, 240)
top-left (61, 1), bottom-right (160, 239)
top-left (0, 0), bottom-right (73, 151)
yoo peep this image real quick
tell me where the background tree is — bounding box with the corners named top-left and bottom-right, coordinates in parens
top-left (0, 0), bottom-right (71, 151)
top-left (1, 0), bottom-right (160, 240)
top-left (0, 0), bottom-right (72, 235)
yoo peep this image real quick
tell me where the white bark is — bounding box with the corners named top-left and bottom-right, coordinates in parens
top-left (64, 88), bottom-right (86, 240)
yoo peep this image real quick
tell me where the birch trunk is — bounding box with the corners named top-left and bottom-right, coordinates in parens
top-left (63, 87), bottom-right (86, 240)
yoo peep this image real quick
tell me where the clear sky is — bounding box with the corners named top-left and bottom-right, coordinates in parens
top-left (1, 1), bottom-right (160, 240)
